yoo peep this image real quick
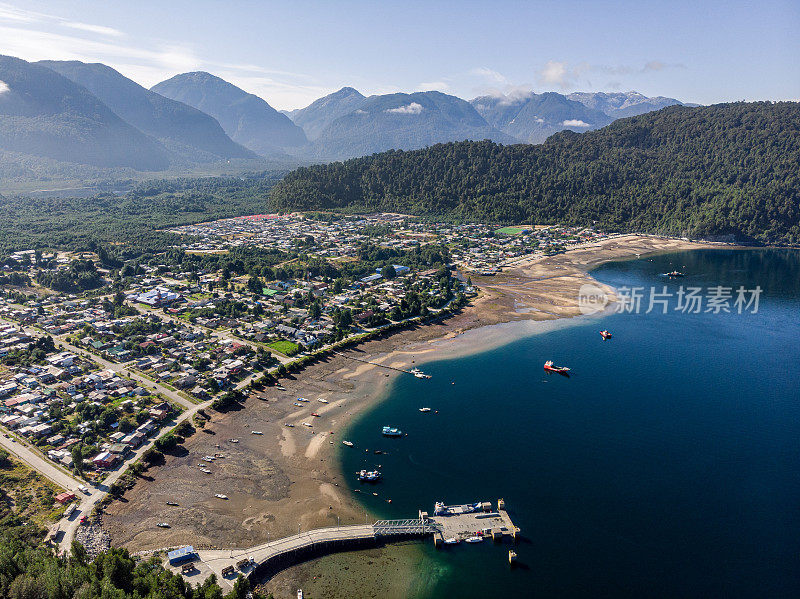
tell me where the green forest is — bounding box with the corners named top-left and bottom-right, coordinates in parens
top-left (0, 176), bottom-right (275, 257)
top-left (270, 102), bottom-right (800, 244)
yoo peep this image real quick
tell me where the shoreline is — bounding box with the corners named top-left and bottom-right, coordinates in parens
top-left (100, 235), bottom-right (720, 596)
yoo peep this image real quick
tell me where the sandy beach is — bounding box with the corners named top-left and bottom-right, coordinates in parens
top-left (101, 234), bottom-right (717, 597)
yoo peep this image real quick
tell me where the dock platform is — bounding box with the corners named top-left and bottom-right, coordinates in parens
top-left (162, 500), bottom-right (517, 588)
top-left (426, 499), bottom-right (520, 545)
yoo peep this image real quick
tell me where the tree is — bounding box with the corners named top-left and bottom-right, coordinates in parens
top-left (382, 264), bottom-right (397, 279)
top-left (308, 300), bottom-right (322, 320)
top-left (71, 444), bottom-right (84, 475)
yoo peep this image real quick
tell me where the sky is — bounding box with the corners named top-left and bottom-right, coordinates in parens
top-left (0, 0), bottom-right (798, 110)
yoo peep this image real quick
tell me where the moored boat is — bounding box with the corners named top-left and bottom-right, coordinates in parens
top-left (543, 360), bottom-right (570, 375)
top-left (357, 469), bottom-right (382, 482)
top-left (342, 440), bottom-right (354, 447)
top-left (419, 407), bottom-right (431, 412)
top-left (464, 536), bottom-right (483, 543)
top-left (443, 537), bottom-right (460, 545)
top-left (382, 426), bottom-right (403, 437)
top-left (600, 330), bottom-right (612, 340)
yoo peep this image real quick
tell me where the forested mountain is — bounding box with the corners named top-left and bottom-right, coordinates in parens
top-left (0, 55), bottom-right (169, 170)
top-left (151, 72), bottom-right (307, 156)
top-left (270, 102), bottom-right (800, 244)
top-left (305, 91), bottom-right (515, 160)
top-left (567, 91), bottom-right (688, 118)
top-left (38, 61), bottom-right (255, 162)
top-left (471, 91), bottom-right (613, 143)
top-left (288, 87), bottom-right (367, 140)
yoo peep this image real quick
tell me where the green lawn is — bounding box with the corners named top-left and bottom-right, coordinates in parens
top-left (495, 226), bottom-right (527, 236)
top-left (267, 339), bottom-right (300, 356)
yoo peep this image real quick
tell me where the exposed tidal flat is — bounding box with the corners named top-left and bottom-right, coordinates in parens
top-left (323, 248), bottom-right (800, 599)
top-left (100, 237), bottom-right (800, 598)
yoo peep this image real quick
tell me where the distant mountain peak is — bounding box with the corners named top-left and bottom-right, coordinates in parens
top-left (151, 72), bottom-right (307, 155)
top-left (38, 59), bottom-right (255, 162)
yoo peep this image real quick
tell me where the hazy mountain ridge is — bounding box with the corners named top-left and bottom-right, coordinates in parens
top-left (296, 90), bottom-right (516, 160)
top-left (567, 91), bottom-right (687, 118)
top-left (288, 87), bottom-right (367, 141)
top-left (0, 55), bottom-right (171, 171)
top-left (38, 61), bottom-right (255, 162)
top-left (151, 72), bottom-right (307, 157)
top-left (0, 53), bottom-right (698, 187)
top-left (471, 91), bottom-right (613, 143)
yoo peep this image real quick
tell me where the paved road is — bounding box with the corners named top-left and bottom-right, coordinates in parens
top-left (0, 317), bottom-right (216, 552)
top-left (55, 396), bottom-right (213, 553)
top-left (0, 432), bottom-right (83, 492)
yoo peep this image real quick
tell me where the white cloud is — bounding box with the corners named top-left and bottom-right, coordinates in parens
top-left (539, 60), bottom-right (572, 89)
top-left (471, 67), bottom-right (507, 85)
top-left (416, 80), bottom-right (448, 92)
top-left (62, 21), bottom-right (123, 38)
top-left (385, 102), bottom-right (423, 115)
top-left (0, 79), bottom-right (8, 94)
top-left (562, 119), bottom-right (591, 127)
top-left (538, 59), bottom-right (684, 92)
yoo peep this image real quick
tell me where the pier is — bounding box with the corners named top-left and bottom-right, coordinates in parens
top-left (166, 518), bottom-right (439, 589)
top-left (425, 498), bottom-right (520, 546)
top-left (333, 351), bottom-right (431, 378)
top-left (163, 502), bottom-right (518, 589)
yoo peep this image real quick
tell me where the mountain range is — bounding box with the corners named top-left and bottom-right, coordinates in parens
top-left (0, 53), bottom-right (693, 186)
top-left (151, 72), bottom-right (307, 156)
top-left (37, 61), bottom-right (255, 163)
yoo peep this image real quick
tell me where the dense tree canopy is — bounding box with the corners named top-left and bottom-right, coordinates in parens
top-left (270, 102), bottom-right (800, 244)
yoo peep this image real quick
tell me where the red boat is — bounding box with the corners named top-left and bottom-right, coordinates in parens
top-left (544, 360), bottom-right (571, 375)
top-left (600, 330), bottom-right (612, 340)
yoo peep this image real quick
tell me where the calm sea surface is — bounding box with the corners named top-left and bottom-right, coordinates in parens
top-left (340, 249), bottom-right (800, 598)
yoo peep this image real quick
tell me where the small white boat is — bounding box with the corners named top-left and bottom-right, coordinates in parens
top-left (285, 423), bottom-right (295, 427)
top-left (342, 440), bottom-right (354, 447)
top-left (443, 537), bottom-right (459, 545)
top-left (419, 407), bottom-right (431, 412)
top-left (251, 431), bottom-right (263, 435)
top-left (318, 398), bottom-right (328, 403)
top-left (156, 522), bottom-right (170, 528)
top-left (297, 590), bottom-right (303, 599)
top-left (302, 422), bottom-right (313, 427)
top-left (297, 397), bottom-right (309, 402)
top-left (200, 468), bottom-right (212, 474)
top-left (215, 494), bottom-right (228, 499)
top-left (229, 439), bottom-right (239, 443)
top-left (464, 536), bottom-right (483, 543)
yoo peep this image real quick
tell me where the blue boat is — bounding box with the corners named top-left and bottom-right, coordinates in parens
top-left (382, 426), bottom-right (402, 437)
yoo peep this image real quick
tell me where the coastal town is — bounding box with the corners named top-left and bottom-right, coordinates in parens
top-left (0, 212), bottom-right (623, 594)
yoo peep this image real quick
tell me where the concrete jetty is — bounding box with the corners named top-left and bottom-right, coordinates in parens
top-left (166, 518), bottom-right (437, 589)
top-left (164, 502), bottom-right (518, 589)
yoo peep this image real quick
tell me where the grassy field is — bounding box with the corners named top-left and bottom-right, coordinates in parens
top-left (495, 225), bottom-right (528, 236)
top-left (267, 339), bottom-right (301, 357)
top-left (0, 452), bottom-right (66, 528)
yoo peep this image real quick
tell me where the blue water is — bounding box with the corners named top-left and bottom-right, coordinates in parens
top-left (341, 249), bottom-right (800, 598)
